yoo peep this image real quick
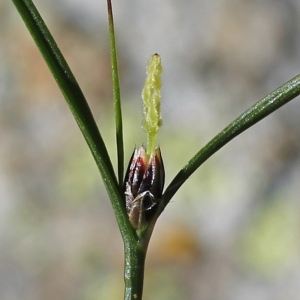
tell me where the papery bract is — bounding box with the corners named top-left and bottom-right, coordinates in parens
top-left (124, 146), bottom-right (164, 229)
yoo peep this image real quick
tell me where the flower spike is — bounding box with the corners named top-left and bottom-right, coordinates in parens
top-left (142, 54), bottom-right (163, 156)
top-left (124, 146), bottom-right (165, 230)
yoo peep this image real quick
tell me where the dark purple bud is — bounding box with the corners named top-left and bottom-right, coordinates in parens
top-left (124, 146), bottom-right (165, 229)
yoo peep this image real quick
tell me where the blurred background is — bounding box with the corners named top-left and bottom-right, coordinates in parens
top-left (1, 0), bottom-right (300, 299)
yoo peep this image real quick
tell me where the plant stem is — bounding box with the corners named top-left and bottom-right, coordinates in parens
top-left (163, 74), bottom-right (300, 205)
top-left (124, 241), bottom-right (147, 300)
top-left (11, 0), bottom-right (134, 239)
top-left (11, 0), bottom-right (115, 184)
top-left (107, 0), bottom-right (124, 188)
top-left (12, 1), bottom-right (153, 299)
top-left (106, 2), bottom-right (148, 298)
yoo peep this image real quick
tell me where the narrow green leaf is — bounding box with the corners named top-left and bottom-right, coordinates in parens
top-left (11, 0), bottom-right (133, 238)
top-left (163, 74), bottom-right (300, 205)
top-left (107, 0), bottom-right (124, 188)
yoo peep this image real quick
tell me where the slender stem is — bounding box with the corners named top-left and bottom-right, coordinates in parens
top-left (163, 74), bottom-right (300, 205)
top-left (106, 6), bottom-right (145, 297)
top-left (11, 0), bottom-right (133, 239)
top-left (124, 241), bottom-right (147, 300)
top-left (107, 0), bottom-right (124, 188)
top-left (12, 1), bottom-right (150, 299)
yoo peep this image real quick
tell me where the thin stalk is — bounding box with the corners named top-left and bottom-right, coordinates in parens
top-left (106, 3), bottom-right (146, 297)
top-left (163, 74), bottom-right (300, 205)
top-left (11, 0), bottom-right (133, 239)
top-left (124, 241), bottom-right (147, 300)
top-left (107, 0), bottom-right (124, 188)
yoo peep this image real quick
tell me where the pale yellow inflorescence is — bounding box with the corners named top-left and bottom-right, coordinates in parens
top-left (142, 53), bottom-right (162, 156)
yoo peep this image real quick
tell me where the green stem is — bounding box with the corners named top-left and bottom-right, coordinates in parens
top-left (124, 241), bottom-right (147, 300)
top-left (107, 0), bottom-right (124, 188)
top-left (12, 1), bottom-right (152, 299)
top-left (11, 0), bottom-right (133, 238)
top-left (106, 2), bottom-right (147, 298)
top-left (163, 74), bottom-right (300, 205)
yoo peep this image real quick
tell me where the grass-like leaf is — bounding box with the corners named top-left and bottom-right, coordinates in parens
top-left (107, 0), bottom-right (124, 188)
top-left (163, 74), bottom-right (300, 205)
top-left (11, 0), bottom-right (133, 238)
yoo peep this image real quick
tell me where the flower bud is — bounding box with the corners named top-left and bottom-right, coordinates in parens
top-left (124, 146), bottom-right (165, 229)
